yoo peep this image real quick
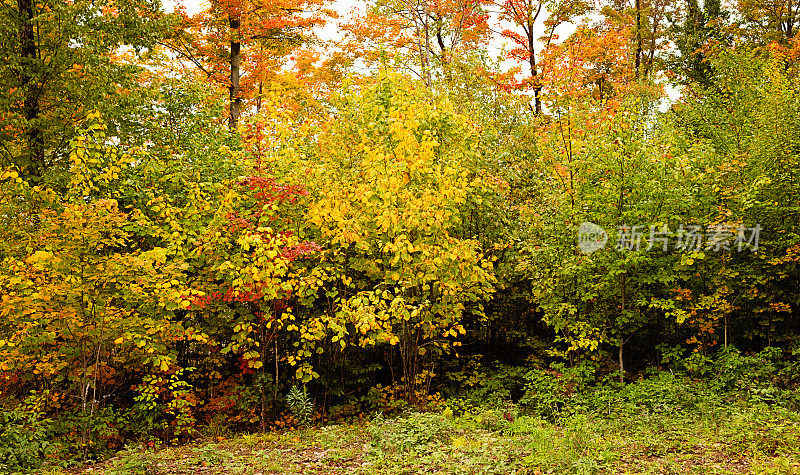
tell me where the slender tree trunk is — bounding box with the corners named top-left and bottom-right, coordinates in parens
top-left (786, 0), bottom-right (797, 39)
top-left (77, 264), bottom-right (91, 460)
top-left (527, 29), bottom-right (541, 114)
top-left (620, 273), bottom-right (626, 384)
top-left (615, 134), bottom-right (627, 385)
top-left (260, 314), bottom-right (267, 433)
top-left (90, 305), bottom-right (103, 425)
top-left (228, 16), bottom-right (242, 131)
top-left (646, 19), bottom-right (658, 78)
top-left (18, 0), bottom-right (45, 177)
top-left (724, 315), bottom-right (728, 349)
top-left (80, 352), bottom-right (90, 460)
top-left (767, 315), bottom-right (771, 347)
top-left (273, 338), bottom-right (279, 419)
top-left (436, 27), bottom-right (451, 82)
top-left (423, 0), bottom-right (432, 87)
top-left (412, 8), bottom-right (428, 86)
top-left (634, 0), bottom-right (643, 79)
top-left (781, 1), bottom-right (789, 39)
top-left (256, 81), bottom-right (263, 114)
top-left (256, 43), bottom-right (264, 114)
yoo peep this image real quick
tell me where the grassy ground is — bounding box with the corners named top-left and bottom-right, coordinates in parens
top-left (57, 399), bottom-right (800, 475)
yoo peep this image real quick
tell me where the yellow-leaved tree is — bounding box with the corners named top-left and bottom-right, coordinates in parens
top-left (0, 113), bottom-right (200, 454)
top-left (254, 72), bottom-right (500, 399)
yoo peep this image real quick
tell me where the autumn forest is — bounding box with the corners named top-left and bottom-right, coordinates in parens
top-left (2, 0), bottom-right (800, 472)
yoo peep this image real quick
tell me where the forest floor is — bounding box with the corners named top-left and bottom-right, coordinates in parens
top-left (60, 401), bottom-right (800, 475)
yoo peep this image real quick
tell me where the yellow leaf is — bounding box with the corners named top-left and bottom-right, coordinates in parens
top-left (113, 337), bottom-right (124, 345)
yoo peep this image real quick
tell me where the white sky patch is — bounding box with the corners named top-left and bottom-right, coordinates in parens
top-left (161, 0), bottom-right (207, 15)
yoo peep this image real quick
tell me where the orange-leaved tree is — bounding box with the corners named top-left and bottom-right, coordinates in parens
top-left (341, 0), bottom-right (492, 86)
top-left (495, 0), bottom-right (591, 113)
top-left (162, 0), bottom-right (332, 130)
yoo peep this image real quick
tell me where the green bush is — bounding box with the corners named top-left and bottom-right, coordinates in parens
top-left (441, 358), bottom-right (528, 404)
top-left (0, 405), bottom-right (51, 471)
top-left (660, 345), bottom-right (786, 395)
top-left (713, 347), bottom-right (783, 402)
top-left (368, 412), bottom-right (454, 455)
top-left (519, 362), bottom-right (595, 420)
top-left (582, 371), bottom-right (728, 421)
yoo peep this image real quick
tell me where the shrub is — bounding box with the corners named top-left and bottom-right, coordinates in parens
top-left (286, 385), bottom-right (314, 427)
top-left (368, 412), bottom-right (454, 455)
top-left (0, 405), bottom-right (51, 471)
top-left (519, 362), bottom-right (595, 420)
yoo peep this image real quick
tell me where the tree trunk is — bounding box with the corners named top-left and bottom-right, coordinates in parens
top-left (256, 81), bottom-right (263, 114)
top-left (423, 0), bottom-right (432, 87)
top-left (18, 0), bottom-right (45, 177)
top-left (634, 0), bottom-right (643, 79)
top-left (412, 5), bottom-right (429, 87)
top-left (260, 314), bottom-right (267, 433)
top-left (724, 315), bottom-right (728, 349)
top-left (620, 272), bottom-right (626, 384)
top-left (228, 16), bottom-right (242, 131)
top-left (436, 26), bottom-right (451, 82)
top-left (527, 29), bottom-right (541, 114)
top-left (273, 338), bottom-right (279, 419)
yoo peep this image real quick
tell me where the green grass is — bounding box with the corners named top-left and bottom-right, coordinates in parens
top-left (56, 397), bottom-right (800, 475)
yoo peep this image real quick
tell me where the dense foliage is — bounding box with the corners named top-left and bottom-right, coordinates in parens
top-left (2, 0), bottom-right (800, 470)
